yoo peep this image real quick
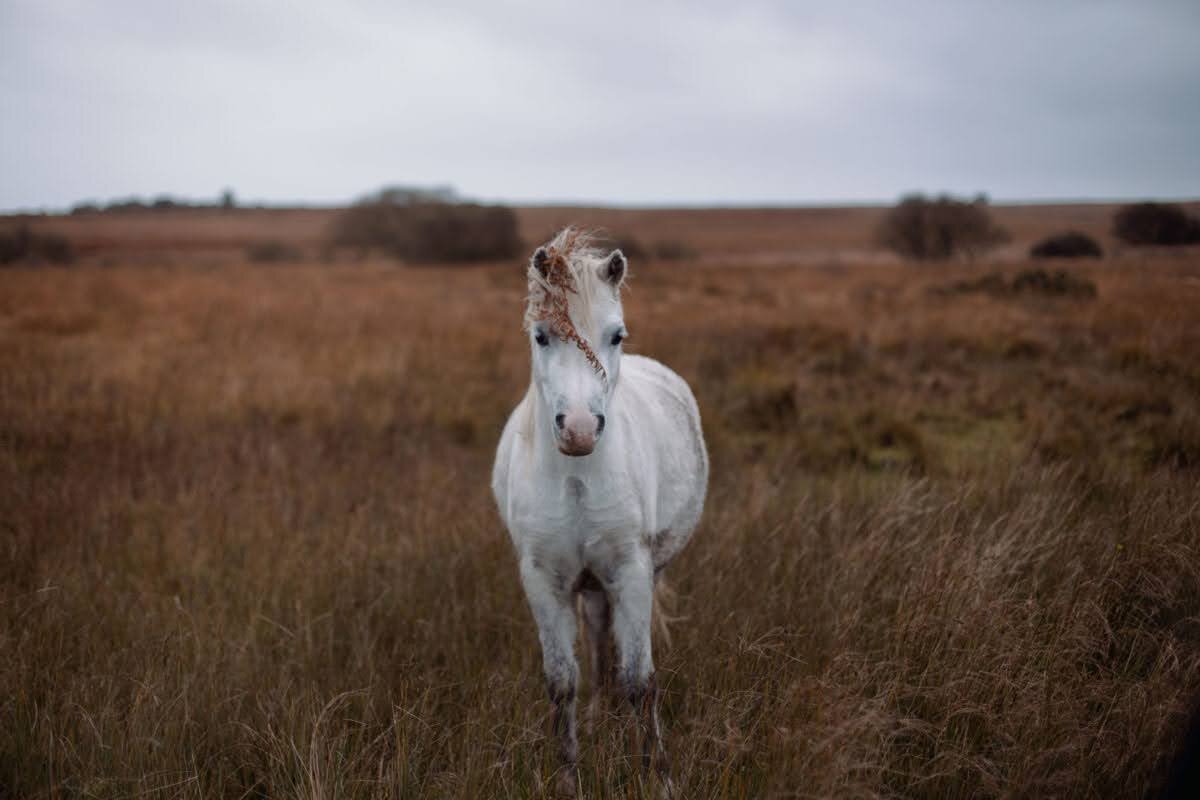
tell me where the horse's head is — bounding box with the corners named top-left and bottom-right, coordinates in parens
top-left (525, 229), bottom-right (628, 457)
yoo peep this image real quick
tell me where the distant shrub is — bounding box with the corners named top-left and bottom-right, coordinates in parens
top-left (332, 192), bottom-right (521, 263)
top-left (1030, 231), bottom-right (1103, 259)
top-left (0, 228), bottom-right (29, 264)
top-left (0, 225), bottom-right (75, 266)
top-left (371, 185), bottom-right (459, 205)
top-left (934, 272), bottom-right (1008, 296)
top-left (82, 195), bottom-right (188, 213)
top-left (877, 193), bottom-right (1009, 261)
top-left (68, 191), bottom-right (244, 215)
top-left (246, 240), bottom-right (302, 263)
top-left (1112, 202), bottom-right (1200, 246)
top-left (934, 268), bottom-right (1096, 299)
top-left (1011, 268), bottom-right (1097, 298)
top-left (103, 198), bottom-right (151, 213)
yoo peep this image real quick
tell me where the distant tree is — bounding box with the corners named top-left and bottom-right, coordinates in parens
top-left (221, 189), bottom-right (237, 210)
top-left (876, 193), bottom-right (1010, 261)
top-left (372, 185), bottom-right (460, 205)
top-left (1030, 231), bottom-right (1103, 259)
top-left (1112, 202), bottom-right (1200, 246)
top-left (105, 197), bottom-right (150, 213)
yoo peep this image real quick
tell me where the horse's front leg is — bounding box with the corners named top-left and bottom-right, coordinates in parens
top-left (606, 556), bottom-right (673, 795)
top-left (519, 557), bottom-right (580, 798)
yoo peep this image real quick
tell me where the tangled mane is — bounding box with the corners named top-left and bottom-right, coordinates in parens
top-left (525, 228), bottom-right (612, 382)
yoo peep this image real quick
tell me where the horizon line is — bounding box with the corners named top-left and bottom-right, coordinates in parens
top-left (3, 193), bottom-right (1200, 216)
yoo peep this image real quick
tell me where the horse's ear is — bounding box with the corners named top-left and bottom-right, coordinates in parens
top-left (603, 250), bottom-right (627, 287)
top-left (531, 246), bottom-right (550, 278)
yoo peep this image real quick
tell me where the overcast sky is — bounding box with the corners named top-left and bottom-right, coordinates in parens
top-left (2, 1), bottom-right (1198, 210)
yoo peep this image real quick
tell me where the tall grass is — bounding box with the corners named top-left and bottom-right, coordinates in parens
top-left (2, 254), bottom-right (1198, 797)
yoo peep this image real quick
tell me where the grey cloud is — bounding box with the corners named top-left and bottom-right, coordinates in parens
top-left (2, 0), bottom-right (1197, 210)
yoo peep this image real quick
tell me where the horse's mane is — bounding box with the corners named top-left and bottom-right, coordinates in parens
top-left (525, 227), bottom-right (610, 381)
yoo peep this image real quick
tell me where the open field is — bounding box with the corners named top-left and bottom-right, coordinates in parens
top-left (3, 206), bottom-right (1200, 797)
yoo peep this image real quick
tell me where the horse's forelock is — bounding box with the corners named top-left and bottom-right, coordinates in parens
top-left (525, 228), bottom-right (611, 380)
top-left (524, 228), bottom-right (609, 327)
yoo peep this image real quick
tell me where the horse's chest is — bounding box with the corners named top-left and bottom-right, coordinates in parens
top-left (512, 473), bottom-right (644, 564)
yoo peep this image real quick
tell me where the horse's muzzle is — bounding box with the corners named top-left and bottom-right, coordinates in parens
top-left (557, 410), bottom-right (602, 456)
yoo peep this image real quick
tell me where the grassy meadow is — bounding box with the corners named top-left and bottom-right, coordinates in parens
top-left (2, 206), bottom-right (1200, 798)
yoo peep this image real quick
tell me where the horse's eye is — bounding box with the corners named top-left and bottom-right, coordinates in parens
top-left (610, 332), bottom-right (625, 346)
top-left (534, 331), bottom-right (549, 347)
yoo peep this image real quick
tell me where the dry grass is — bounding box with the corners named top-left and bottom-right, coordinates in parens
top-left (2, 211), bottom-right (1200, 798)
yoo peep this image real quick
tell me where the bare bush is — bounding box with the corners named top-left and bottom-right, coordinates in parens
top-left (69, 190), bottom-right (246, 215)
top-left (1113, 202), bottom-right (1200, 246)
top-left (332, 190), bottom-right (521, 263)
top-left (1030, 231), bottom-right (1103, 259)
top-left (877, 193), bottom-right (1009, 261)
top-left (934, 268), bottom-right (1096, 299)
top-left (0, 224), bottom-right (74, 266)
top-left (1011, 267), bottom-right (1097, 297)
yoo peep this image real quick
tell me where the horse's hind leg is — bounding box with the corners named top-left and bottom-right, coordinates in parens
top-left (580, 587), bottom-right (613, 731)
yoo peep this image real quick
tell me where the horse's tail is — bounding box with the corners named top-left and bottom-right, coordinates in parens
top-left (652, 574), bottom-right (680, 649)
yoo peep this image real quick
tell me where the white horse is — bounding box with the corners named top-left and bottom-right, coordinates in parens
top-left (492, 229), bottom-right (708, 796)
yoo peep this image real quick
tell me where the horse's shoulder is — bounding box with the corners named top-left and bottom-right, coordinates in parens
top-left (619, 355), bottom-right (700, 417)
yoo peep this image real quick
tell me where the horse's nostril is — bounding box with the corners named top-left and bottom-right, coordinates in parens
top-left (555, 414), bottom-right (565, 430)
top-left (596, 415), bottom-right (605, 434)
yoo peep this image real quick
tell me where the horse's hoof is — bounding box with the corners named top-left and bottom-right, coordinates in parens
top-left (554, 768), bottom-right (578, 798)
